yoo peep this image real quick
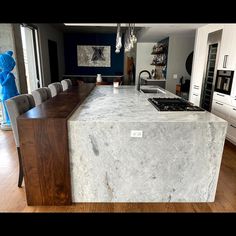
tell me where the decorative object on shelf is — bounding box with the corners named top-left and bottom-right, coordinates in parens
top-left (77, 45), bottom-right (111, 67)
top-left (151, 43), bottom-right (168, 54)
top-left (96, 74), bottom-right (102, 83)
top-left (156, 68), bottom-right (165, 80)
top-left (151, 39), bottom-right (169, 80)
top-left (151, 54), bottom-right (167, 66)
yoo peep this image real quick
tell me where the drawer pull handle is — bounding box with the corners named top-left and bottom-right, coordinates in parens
top-left (217, 93), bottom-right (224, 97)
top-left (216, 102), bottom-right (223, 105)
top-left (233, 108), bottom-right (236, 111)
top-left (223, 55), bottom-right (228, 68)
top-left (193, 94), bottom-right (198, 96)
top-left (230, 124), bottom-right (236, 129)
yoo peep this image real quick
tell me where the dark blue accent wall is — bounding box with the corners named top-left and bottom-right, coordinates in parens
top-left (64, 33), bottom-right (124, 75)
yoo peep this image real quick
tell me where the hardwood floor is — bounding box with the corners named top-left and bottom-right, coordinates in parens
top-left (1, 129), bottom-right (236, 212)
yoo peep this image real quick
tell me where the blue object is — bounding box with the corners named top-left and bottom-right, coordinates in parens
top-left (0, 51), bottom-right (19, 126)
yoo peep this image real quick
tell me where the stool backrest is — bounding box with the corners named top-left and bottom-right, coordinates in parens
top-left (32, 87), bottom-right (52, 106)
top-left (48, 82), bottom-right (63, 97)
top-left (5, 94), bottom-right (35, 147)
top-left (61, 79), bottom-right (72, 91)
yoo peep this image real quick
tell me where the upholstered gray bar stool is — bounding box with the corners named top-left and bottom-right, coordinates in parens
top-left (5, 94), bottom-right (35, 187)
top-left (61, 79), bottom-right (72, 91)
top-left (32, 87), bottom-right (52, 106)
top-left (48, 82), bottom-right (63, 97)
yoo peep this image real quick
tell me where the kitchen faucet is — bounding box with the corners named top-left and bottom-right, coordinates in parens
top-left (137, 70), bottom-right (152, 91)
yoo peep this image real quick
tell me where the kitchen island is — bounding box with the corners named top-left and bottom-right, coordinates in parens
top-left (68, 85), bottom-right (227, 202)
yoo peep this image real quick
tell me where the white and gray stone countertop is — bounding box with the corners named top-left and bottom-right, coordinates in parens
top-left (68, 85), bottom-right (228, 203)
top-left (69, 85), bottom-right (227, 123)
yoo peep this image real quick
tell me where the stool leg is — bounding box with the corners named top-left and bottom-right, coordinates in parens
top-left (17, 147), bottom-right (24, 188)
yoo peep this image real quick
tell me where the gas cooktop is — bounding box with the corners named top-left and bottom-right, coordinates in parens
top-left (148, 98), bottom-right (205, 111)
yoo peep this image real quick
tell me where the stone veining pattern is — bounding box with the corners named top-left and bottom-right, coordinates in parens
top-left (68, 86), bottom-right (227, 202)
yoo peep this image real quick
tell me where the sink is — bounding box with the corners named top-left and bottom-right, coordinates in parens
top-left (141, 89), bottom-right (159, 93)
top-left (140, 88), bottom-right (166, 94)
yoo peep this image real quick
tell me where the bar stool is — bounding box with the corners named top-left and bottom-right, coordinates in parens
top-left (32, 87), bottom-right (52, 106)
top-left (61, 79), bottom-right (72, 91)
top-left (48, 82), bottom-right (63, 97)
top-left (5, 94), bottom-right (35, 187)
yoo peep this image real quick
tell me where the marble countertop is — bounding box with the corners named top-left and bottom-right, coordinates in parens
top-left (63, 75), bottom-right (123, 77)
top-left (68, 85), bottom-right (227, 123)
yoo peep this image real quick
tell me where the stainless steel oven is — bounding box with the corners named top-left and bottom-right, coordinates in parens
top-left (214, 70), bottom-right (234, 95)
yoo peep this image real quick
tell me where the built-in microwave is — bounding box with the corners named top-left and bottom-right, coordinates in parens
top-left (214, 70), bottom-right (234, 95)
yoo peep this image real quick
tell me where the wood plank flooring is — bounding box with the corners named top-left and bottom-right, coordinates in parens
top-left (0, 130), bottom-right (236, 212)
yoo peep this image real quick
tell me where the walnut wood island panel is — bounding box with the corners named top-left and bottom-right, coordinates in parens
top-left (17, 84), bottom-right (95, 205)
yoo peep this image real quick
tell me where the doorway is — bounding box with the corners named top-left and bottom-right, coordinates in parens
top-left (48, 40), bottom-right (59, 83)
top-left (20, 24), bottom-right (42, 93)
top-left (123, 44), bottom-right (137, 85)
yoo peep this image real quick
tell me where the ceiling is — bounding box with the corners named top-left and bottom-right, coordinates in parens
top-left (51, 23), bottom-right (206, 41)
top-left (51, 23), bottom-right (142, 33)
top-left (137, 24), bottom-right (206, 42)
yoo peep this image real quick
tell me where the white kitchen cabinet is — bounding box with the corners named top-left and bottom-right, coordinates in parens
top-left (231, 97), bottom-right (236, 107)
top-left (231, 76), bottom-right (236, 98)
top-left (211, 98), bottom-right (236, 145)
top-left (189, 84), bottom-right (201, 106)
top-left (217, 25), bottom-right (236, 70)
top-left (190, 91), bottom-right (200, 106)
top-left (227, 121), bottom-right (236, 145)
top-left (213, 91), bottom-right (231, 105)
top-left (211, 100), bottom-right (228, 120)
top-left (228, 105), bottom-right (236, 123)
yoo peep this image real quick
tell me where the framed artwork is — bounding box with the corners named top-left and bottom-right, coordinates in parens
top-left (77, 45), bottom-right (111, 67)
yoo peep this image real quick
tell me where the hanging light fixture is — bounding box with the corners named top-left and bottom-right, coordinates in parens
top-left (116, 23), bottom-right (137, 53)
top-left (115, 23), bottom-right (122, 53)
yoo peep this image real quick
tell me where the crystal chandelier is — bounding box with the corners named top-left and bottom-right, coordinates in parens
top-left (115, 23), bottom-right (122, 53)
top-left (115, 23), bottom-right (137, 53)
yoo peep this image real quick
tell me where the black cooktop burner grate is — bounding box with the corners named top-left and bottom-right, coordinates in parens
top-left (148, 98), bottom-right (205, 111)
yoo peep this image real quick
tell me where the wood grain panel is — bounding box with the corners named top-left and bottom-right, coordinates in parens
top-left (17, 84), bottom-right (95, 205)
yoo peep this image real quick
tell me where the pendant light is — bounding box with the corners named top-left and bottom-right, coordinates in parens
top-left (115, 23), bottom-right (122, 53)
top-left (116, 23), bottom-right (137, 53)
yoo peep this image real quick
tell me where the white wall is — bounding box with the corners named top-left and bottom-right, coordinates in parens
top-left (36, 24), bottom-right (65, 86)
top-left (166, 35), bottom-right (195, 93)
top-left (135, 42), bottom-right (154, 86)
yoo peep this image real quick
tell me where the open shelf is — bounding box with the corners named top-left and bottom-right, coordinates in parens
top-left (151, 50), bottom-right (166, 55)
top-left (150, 63), bottom-right (166, 66)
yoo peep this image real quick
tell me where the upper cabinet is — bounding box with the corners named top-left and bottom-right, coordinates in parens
top-left (217, 25), bottom-right (236, 70)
